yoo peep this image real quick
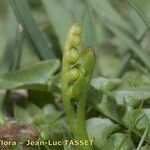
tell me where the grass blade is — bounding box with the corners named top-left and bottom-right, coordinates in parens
top-left (127, 0), bottom-right (150, 31)
top-left (136, 125), bottom-right (149, 150)
top-left (9, 0), bottom-right (56, 60)
top-left (105, 21), bottom-right (150, 71)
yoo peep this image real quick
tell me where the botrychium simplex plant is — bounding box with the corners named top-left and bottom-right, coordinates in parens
top-left (62, 23), bottom-right (95, 150)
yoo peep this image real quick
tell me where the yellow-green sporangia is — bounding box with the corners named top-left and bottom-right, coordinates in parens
top-left (62, 24), bottom-right (95, 150)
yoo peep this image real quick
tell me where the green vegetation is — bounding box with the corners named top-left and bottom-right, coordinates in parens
top-left (0, 0), bottom-right (150, 150)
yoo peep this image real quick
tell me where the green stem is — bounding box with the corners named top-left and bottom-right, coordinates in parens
top-left (62, 24), bottom-right (94, 150)
top-left (62, 52), bottom-right (92, 150)
top-left (136, 126), bottom-right (149, 150)
top-left (117, 101), bottom-right (144, 150)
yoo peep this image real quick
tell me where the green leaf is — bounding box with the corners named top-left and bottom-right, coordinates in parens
top-left (50, 73), bottom-right (62, 91)
top-left (122, 107), bottom-right (144, 129)
top-left (121, 108), bottom-right (150, 143)
top-left (9, 0), bottom-right (56, 59)
top-left (110, 89), bottom-right (150, 106)
top-left (86, 118), bottom-right (119, 149)
top-left (128, 6), bottom-right (147, 39)
top-left (91, 77), bottom-right (121, 91)
top-left (101, 133), bottom-right (135, 150)
top-left (127, 0), bottom-right (150, 32)
top-left (0, 5), bottom-right (18, 74)
top-left (122, 71), bottom-right (150, 87)
top-left (0, 59), bottom-right (60, 90)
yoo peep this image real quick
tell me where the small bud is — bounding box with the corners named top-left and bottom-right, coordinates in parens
top-left (68, 35), bottom-right (81, 47)
top-left (68, 68), bottom-right (79, 81)
top-left (70, 24), bottom-right (82, 35)
top-left (67, 87), bottom-right (74, 98)
top-left (67, 48), bottom-right (79, 63)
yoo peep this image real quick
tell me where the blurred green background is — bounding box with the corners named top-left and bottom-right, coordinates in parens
top-left (0, 0), bottom-right (150, 150)
top-left (0, 0), bottom-right (150, 76)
